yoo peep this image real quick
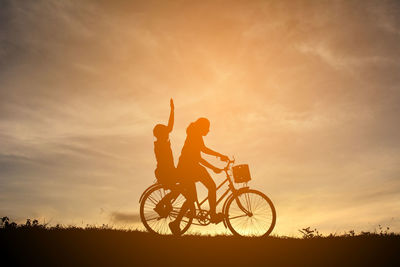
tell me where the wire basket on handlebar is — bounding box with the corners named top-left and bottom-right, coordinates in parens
top-left (232, 164), bottom-right (251, 183)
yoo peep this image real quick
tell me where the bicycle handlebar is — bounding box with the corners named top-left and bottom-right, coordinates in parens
top-left (223, 158), bottom-right (235, 171)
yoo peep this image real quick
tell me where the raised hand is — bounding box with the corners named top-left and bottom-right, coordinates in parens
top-left (170, 98), bottom-right (174, 110)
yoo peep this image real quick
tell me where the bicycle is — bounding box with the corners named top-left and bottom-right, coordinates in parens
top-left (139, 158), bottom-right (276, 237)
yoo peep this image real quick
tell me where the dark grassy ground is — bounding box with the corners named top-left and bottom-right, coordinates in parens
top-left (1, 223), bottom-right (400, 266)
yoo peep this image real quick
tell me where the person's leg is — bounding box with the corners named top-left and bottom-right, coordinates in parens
top-left (168, 169), bottom-right (183, 203)
top-left (174, 181), bottom-right (195, 220)
top-left (165, 168), bottom-right (182, 204)
top-left (197, 166), bottom-right (218, 217)
top-left (159, 183), bottom-right (180, 205)
top-left (169, 181), bottom-right (196, 234)
top-left (156, 191), bottom-right (178, 212)
top-left (155, 168), bottom-right (180, 209)
top-left (173, 199), bottom-right (191, 222)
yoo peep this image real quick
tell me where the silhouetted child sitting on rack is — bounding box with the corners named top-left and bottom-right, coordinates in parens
top-left (153, 98), bottom-right (180, 216)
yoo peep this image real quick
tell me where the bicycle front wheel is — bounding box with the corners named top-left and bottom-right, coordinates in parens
top-left (225, 189), bottom-right (276, 237)
top-left (140, 184), bottom-right (194, 235)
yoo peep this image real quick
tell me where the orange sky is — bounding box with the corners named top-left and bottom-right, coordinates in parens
top-left (1, 0), bottom-right (400, 236)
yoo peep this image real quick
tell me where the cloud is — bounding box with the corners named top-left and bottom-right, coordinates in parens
top-left (110, 212), bottom-right (141, 223)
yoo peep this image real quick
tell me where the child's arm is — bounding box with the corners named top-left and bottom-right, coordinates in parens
top-left (167, 98), bottom-right (174, 133)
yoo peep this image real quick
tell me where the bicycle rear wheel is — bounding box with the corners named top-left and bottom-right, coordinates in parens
top-left (140, 184), bottom-right (194, 235)
top-left (225, 189), bottom-right (276, 237)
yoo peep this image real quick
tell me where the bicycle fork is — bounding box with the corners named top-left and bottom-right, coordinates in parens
top-left (232, 186), bottom-right (253, 216)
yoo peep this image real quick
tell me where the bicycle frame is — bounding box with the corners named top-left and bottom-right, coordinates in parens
top-left (194, 159), bottom-right (251, 217)
top-left (140, 157), bottom-right (276, 237)
top-left (196, 175), bottom-right (231, 209)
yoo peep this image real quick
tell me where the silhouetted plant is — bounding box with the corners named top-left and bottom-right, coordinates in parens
top-left (0, 217), bottom-right (49, 230)
top-left (377, 224), bottom-right (391, 236)
top-left (1, 216), bottom-right (10, 228)
top-left (2, 216), bottom-right (398, 240)
top-left (299, 227), bottom-right (322, 239)
top-left (53, 224), bottom-right (63, 229)
top-left (101, 224), bottom-right (112, 229)
top-left (360, 231), bottom-right (372, 236)
top-left (1, 216), bottom-right (17, 229)
top-left (344, 230), bottom-right (356, 237)
top-left (20, 218), bottom-right (46, 229)
top-left (327, 233), bottom-right (337, 238)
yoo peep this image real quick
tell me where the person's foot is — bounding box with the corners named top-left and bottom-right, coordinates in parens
top-left (210, 212), bottom-right (224, 224)
top-left (169, 221), bottom-right (181, 236)
top-left (154, 202), bottom-right (171, 218)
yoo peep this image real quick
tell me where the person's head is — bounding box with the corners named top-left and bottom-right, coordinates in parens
top-left (153, 124), bottom-right (169, 141)
top-left (187, 117), bottom-right (210, 136)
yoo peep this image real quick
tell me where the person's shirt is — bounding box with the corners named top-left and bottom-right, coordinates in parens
top-left (178, 132), bottom-right (204, 167)
top-left (154, 140), bottom-right (175, 171)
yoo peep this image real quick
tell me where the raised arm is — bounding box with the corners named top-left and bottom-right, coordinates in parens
top-left (167, 98), bottom-right (174, 133)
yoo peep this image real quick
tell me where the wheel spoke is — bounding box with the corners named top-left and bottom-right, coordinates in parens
top-left (146, 216), bottom-right (161, 222)
top-left (147, 195), bottom-right (158, 206)
top-left (229, 214), bottom-right (249, 220)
